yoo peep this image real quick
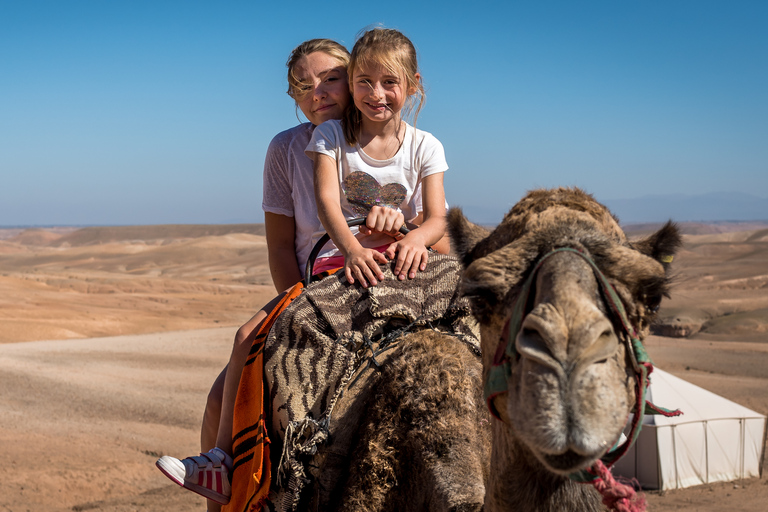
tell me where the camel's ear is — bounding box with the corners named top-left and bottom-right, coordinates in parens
top-left (448, 207), bottom-right (491, 267)
top-left (631, 221), bottom-right (682, 273)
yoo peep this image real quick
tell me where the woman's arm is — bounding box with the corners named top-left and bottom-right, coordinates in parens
top-left (313, 153), bottom-right (388, 287)
top-left (265, 212), bottom-right (301, 292)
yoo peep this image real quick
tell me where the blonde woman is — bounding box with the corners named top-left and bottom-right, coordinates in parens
top-left (157, 38), bottom-right (351, 508)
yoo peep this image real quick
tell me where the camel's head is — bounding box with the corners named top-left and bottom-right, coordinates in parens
top-left (448, 188), bottom-right (681, 476)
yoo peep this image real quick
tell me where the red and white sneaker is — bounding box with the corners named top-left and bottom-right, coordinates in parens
top-left (156, 447), bottom-right (232, 504)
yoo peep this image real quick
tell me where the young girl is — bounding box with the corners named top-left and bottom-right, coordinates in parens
top-left (307, 28), bottom-right (447, 287)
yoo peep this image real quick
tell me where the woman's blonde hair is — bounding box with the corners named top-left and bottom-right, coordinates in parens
top-left (343, 28), bottom-right (426, 145)
top-left (286, 39), bottom-right (350, 103)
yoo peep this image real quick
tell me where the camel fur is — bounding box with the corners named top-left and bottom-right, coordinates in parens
top-left (337, 330), bottom-right (490, 511)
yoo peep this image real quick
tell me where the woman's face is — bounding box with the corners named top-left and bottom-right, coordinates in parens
top-left (293, 52), bottom-right (350, 126)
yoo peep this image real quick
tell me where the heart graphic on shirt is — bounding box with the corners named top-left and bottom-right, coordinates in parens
top-left (343, 171), bottom-right (407, 217)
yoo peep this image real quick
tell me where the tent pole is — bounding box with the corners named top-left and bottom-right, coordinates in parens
top-left (655, 428), bottom-right (663, 490)
top-left (761, 417), bottom-right (767, 479)
top-left (740, 418), bottom-right (745, 481)
top-left (704, 420), bottom-right (709, 484)
top-left (672, 424), bottom-right (679, 489)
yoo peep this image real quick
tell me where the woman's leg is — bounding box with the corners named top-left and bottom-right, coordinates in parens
top-left (203, 292), bottom-right (286, 510)
top-left (201, 291), bottom-right (283, 454)
top-left (157, 292), bottom-right (286, 509)
top-left (201, 366), bottom-right (227, 452)
top-left (214, 291), bottom-right (286, 455)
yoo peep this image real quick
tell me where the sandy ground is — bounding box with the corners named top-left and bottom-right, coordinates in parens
top-left (0, 328), bottom-right (230, 512)
top-left (0, 223), bottom-right (766, 511)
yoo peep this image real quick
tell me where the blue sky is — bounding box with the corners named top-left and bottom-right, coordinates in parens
top-left (1, 0), bottom-right (766, 226)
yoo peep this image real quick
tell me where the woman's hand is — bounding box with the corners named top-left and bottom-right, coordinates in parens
top-left (358, 206), bottom-right (405, 237)
top-left (384, 231), bottom-right (430, 281)
top-left (344, 245), bottom-right (388, 287)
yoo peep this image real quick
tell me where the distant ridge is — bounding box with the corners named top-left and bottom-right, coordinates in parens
top-left (52, 223), bottom-right (266, 247)
top-left (622, 221), bottom-right (768, 237)
top-left (604, 192), bottom-right (768, 223)
top-left (460, 191), bottom-right (768, 225)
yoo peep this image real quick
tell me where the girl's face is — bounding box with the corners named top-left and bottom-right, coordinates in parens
top-left (293, 52), bottom-right (350, 126)
top-left (352, 62), bottom-right (415, 126)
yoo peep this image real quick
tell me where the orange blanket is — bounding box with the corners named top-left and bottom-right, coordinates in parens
top-left (223, 282), bottom-right (304, 512)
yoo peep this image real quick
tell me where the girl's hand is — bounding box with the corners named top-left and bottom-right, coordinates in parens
top-left (357, 206), bottom-right (405, 237)
top-left (384, 232), bottom-right (430, 281)
top-left (344, 245), bottom-right (388, 287)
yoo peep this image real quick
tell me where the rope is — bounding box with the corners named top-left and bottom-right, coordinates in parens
top-left (588, 460), bottom-right (647, 512)
top-left (275, 360), bottom-right (357, 511)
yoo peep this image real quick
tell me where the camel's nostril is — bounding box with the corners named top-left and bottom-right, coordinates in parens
top-left (516, 320), bottom-right (563, 373)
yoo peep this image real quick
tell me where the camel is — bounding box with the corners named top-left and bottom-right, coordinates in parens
top-left (444, 187), bottom-right (682, 511)
top-left (236, 187), bottom-right (681, 512)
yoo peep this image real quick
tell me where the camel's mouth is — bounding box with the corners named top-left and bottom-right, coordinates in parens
top-left (541, 450), bottom-right (597, 474)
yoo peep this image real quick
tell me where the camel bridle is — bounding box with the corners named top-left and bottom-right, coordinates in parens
top-left (482, 247), bottom-right (681, 484)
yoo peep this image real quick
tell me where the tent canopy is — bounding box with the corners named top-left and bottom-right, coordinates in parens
top-left (613, 368), bottom-right (766, 490)
top-left (644, 368), bottom-right (764, 425)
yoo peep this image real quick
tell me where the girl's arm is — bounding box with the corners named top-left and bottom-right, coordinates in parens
top-left (385, 172), bottom-right (447, 280)
top-left (265, 212), bottom-right (301, 292)
top-left (313, 153), bottom-right (388, 287)
top-left (409, 210), bottom-right (451, 254)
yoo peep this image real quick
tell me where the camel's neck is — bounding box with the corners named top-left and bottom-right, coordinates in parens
top-left (485, 421), bottom-right (602, 512)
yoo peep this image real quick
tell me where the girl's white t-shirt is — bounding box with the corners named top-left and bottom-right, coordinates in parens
top-left (306, 119), bottom-right (448, 258)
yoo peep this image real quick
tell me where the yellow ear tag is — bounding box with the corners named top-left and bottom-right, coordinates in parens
top-left (661, 255), bottom-right (674, 263)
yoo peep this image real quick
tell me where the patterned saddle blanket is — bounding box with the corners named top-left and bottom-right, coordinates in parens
top-left (228, 253), bottom-right (481, 511)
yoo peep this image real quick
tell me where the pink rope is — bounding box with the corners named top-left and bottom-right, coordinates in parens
top-left (590, 460), bottom-right (646, 512)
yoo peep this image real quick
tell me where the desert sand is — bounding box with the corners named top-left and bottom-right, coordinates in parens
top-left (0, 223), bottom-right (766, 511)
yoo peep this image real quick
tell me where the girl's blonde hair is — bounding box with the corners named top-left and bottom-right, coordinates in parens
top-left (286, 39), bottom-right (350, 102)
top-left (343, 28), bottom-right (426, 145)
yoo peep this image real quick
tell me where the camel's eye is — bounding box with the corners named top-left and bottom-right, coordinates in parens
top-left (645, 294), bottom-right (662, 313)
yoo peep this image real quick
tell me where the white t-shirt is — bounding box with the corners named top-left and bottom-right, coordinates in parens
top-left (261, 123), bottom-right (325, 278)
top-left (306, 119), bottom-right (448, 258)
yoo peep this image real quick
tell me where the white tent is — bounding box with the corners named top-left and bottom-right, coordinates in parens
top-left (613, 368), bottom-right (766, 490)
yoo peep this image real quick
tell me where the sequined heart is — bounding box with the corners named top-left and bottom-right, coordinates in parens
top-left (343, 171), bottom-right (407, 217)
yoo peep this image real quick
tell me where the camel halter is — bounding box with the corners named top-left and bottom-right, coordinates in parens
top-left (483, 247), bottom-right (681, 484)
